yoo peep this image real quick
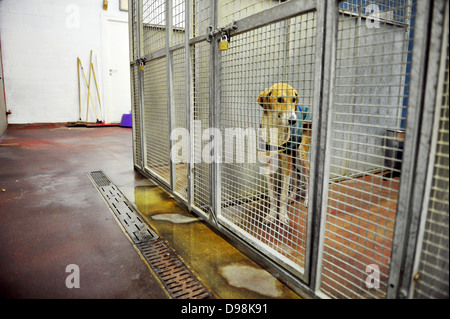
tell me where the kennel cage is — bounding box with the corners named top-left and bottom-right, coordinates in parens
top-left (128, 0), bottom-right (449, 299)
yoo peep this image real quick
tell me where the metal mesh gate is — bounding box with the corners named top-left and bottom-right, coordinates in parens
top-left (129, 0), bottom-right (449, 299)
top-left (218, 9), bottom-right (316, 279)
top-left (318, 0), bottom-right (413, 299)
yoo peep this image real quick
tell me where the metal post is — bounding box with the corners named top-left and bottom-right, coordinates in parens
top-left (128, 1), bottom-right (137, 167)
top-left (166, 0), bottom-right (176, 191)
top-left (209, 0), bottom-right (221, 225)
top-left (137, 0), bottom-right (146, 169)
top-left (308, 0), bottom-right (338, 293)
top-left (185, 0), bottom-right (194, 211)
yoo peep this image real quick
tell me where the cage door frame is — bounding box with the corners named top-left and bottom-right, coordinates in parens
top-left (209, 0), bottom-right (329, 288)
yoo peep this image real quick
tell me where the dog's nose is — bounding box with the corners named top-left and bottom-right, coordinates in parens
top-left (288, 113), bottom-right (297, 126)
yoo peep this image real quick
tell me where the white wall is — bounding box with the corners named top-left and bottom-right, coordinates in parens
top-left (0, 0), bottom-right (129, 124)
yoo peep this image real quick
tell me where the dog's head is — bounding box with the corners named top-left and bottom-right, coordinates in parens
top-left (257, 83), bottom-right (299, 127)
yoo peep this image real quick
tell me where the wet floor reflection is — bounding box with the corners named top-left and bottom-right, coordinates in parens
top-left (133, 185), bottom-right (300, 299)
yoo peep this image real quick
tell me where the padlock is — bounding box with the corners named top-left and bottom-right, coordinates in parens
top-left (219, 34), bottom-right (229, 51)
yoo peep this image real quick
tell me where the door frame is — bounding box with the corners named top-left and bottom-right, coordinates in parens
top-left (0, 36), bottom-right (7, 135)
top-left (101, 15), bottom-right (130, 123)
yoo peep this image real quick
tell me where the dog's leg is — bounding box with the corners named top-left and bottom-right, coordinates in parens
top-left (288, 156), bottom-right (300, 203)
top-left (263, 154), bottom-right (278, 223)
top-left (263, 171), bottom-right (278, 223)
top-left (304, 174), bottom-right (309, 207)
top-left (299, 132), bottom-right (311, 207)
top-left (279, 154), bottom-right (293, 224)
top-left (301, 158), bottom-right (310, 207)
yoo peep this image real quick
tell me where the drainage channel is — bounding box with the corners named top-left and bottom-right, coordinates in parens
top-left (88, 170), bottom-right (211, 299)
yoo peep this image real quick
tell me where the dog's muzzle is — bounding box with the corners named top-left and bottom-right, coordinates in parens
top-left (288, 112), bottom-right (297, 126)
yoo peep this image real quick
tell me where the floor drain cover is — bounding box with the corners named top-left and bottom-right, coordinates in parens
top-left (138, 239), bottom-right (211, 299)
top-left (88, 170), bottom-right (211, 299)
top-left (88, 170), bottom-right (158, 244)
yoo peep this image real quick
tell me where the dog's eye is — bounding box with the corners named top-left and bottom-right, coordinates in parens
top-left (277, 97), bottom-right (284, 103)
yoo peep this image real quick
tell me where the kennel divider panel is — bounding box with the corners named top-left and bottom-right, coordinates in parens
top-left (317, 0), bottom-right (427, 299)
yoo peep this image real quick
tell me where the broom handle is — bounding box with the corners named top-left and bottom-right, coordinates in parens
top-left (78, 59), bottom-right (96, 122)
top-left (90, 62), bottom-right (102, 121)
top-left (77, 58), bottom-right (81, 121)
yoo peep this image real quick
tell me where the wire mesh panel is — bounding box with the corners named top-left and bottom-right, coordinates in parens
top-left (173, 48), bottom-right (189, 200)
top-left (192, 0), bottom-right (210, 38)
top-left (218, 0), bottom-right (284, 26)
top-left (143, 0), bottom-right (167, 54)
top-left (318, 0), bottom-right (414, 298)
top-left (218, 10), bottom-right (316, 277)
top-left (143, 57), bottom-right (171, 185)
top-left (192, 40), bottom-right (212, 215)
top-left (172, 0), bottom-right (186, 46)
top-left (414, 35), bottom-right (449, 299)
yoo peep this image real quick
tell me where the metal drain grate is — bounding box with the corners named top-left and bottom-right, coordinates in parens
top-left (88, 170), bottom-right (158, 244)
top-left (88, 170), bottom-right (211, 299)
top-left (89, 170), bottom-right (113, 187)
top-left (137, 239), bottom-right (211, 299)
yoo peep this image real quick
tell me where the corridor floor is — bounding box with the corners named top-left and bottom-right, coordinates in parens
top-left (0, 125), bottom-right (300, 299)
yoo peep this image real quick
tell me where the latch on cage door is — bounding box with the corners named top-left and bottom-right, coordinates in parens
top-left (207, 23), bottom-right (237, 51)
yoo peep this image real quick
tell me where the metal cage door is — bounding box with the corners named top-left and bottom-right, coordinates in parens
top-left (211, 0), bottom-right (325, 285)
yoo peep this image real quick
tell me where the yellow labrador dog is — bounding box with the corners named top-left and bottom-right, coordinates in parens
top-left (257, 83), bottom-right (311, 224)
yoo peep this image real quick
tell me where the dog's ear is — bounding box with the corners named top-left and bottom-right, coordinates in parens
top-left (292, 90), bottom-right (299, 104)
top-left (257, 89), bottom-right (271, 109)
